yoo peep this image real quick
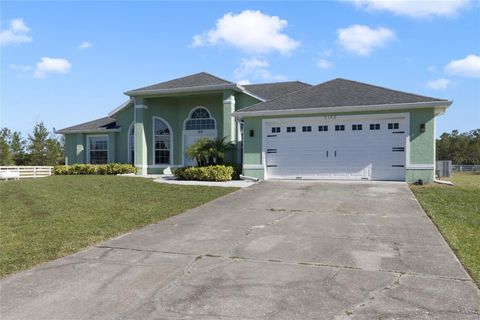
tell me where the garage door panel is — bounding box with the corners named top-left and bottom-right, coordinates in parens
top-left (264, 116), bottom-right (407, 181)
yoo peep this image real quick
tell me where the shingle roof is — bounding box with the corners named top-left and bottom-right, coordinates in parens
top-left (243, 81), bottom-right (311, 100)
top-left (56, 117), bottom-right (118, 134)
top-left (127, 72), bottom-right (234, 94)
top-left (237, 78), bottom-right (449, 113)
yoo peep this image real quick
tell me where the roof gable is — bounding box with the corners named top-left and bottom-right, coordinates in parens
top-left (236, 78), bottom-right (449, 113)
top-left (126, 72), bottom-right (234, 95)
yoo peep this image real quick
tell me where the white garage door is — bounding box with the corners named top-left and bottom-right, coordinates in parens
top-left (264, 114), bottom-right (408, 181)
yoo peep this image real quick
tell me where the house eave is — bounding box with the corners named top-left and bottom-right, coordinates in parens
top-left (55, 129), bottom-right (121, 135)
top-left (124, 83), bottom-right (242, 97)
top-left (233, 101), bottom-right (453, 118)
top-left (107, 99), bottom-right (133, 117)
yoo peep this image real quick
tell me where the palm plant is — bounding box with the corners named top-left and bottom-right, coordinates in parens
top-left (186, 137), bottom-right (234, 166)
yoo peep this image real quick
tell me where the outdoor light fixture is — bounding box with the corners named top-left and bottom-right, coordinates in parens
top-left (249, 129), bottom-right (254, 137)
top-left (420, 123), bottom-right (426, 133)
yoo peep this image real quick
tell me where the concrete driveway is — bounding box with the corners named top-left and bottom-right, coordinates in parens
top-left (1, 181), bottom-right (479, 319)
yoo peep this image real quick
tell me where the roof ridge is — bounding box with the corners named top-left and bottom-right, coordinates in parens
top-left (238, 81), bottom-right (316, 112)
top-left (331, 78), bottom-right (448, 102)
top-left (198, 71), bottom-right (235, 84)
top-left (244, 80), bottom-right (311, 87)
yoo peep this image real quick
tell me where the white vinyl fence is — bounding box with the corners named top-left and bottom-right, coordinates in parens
top-left (0, 166), bottom-right (53, 180)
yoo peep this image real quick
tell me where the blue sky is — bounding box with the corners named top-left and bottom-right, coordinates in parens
top-left (1, 1), bottom-right (479, 137)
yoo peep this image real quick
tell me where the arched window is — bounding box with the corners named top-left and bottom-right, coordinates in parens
top-left (128, 124), bottom-right (135, 164)
top-left (185, 107), bottom-right (215, 130)
top-left (154, 118), bottom-right (171, 165)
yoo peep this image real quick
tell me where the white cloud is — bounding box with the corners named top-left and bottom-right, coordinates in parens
top-left (426, 78), bottom-right (451, 90)
top-left (320, 49), bottom-right (333, 57)
top-left (192, 10), bottom-right (299, 55)
top-left (233, 57), bottom-right (286, 83)
top-left (78, 41), bottom-right (93, 49)
top-left (336, 24), bottom-right (395, 56)
top-left (349, 0), bottom-right (470, 18)
top-left (10, 64), bottom-right (32, 72)
top-left (317, 59), bottom-right (333, 69)
top-left (444, 54), bottom-right (480, 78)
top-left (0, 18), bottom-right (32, 47)
top-left (237, 79), bottom-right (251, 85)
top-left (33, 57), bottom-right (72, 78)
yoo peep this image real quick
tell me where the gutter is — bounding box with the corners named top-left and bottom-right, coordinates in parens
top-left (233, 101), bottom-right (453, 118)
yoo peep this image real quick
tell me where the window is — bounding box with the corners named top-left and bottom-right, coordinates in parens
top-left (286, 126), bottom-right (296, 133)
top-left (128, 124), bottom-right (135, 164)
top-left (370, 123), bottom-right (381, 130)
top-left (185, 107), bottom-right (215, 130)
top-left (388, 123), bottom-right (399, 130)
top-left (318, 125), bottom-right (328, 132)
top-left (335, 125), bottom-right (345, 131)
top-left (352, 124), bottom-right (363, 131)
top-left (271, 127), bottom-right (281, 133)
top-left (88, 136), bottom-right (108, 164)
top-left (154, 118), bottom-right (171, 165)
top-left (302, 126), bottom-right (312, 132)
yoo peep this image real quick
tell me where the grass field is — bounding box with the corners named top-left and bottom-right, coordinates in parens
top-left (0, 176), bottom-right (237, 277)
top-left (411, 172), bottom-right (480, 284)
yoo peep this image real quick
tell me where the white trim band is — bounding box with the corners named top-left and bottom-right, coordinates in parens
top-left (234, 101), bottom-right (452, 118)
top-left (406, 164), bottom-right (435, 170)
top-left (243, 164), bottom-right (264, 170)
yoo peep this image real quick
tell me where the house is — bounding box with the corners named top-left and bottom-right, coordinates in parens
top-left (56, 72), bottom-right (452, 183)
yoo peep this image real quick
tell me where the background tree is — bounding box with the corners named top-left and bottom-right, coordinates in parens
top-left (436, 129), bottom-right (480, 164)
top-left (45, 131), bottom-right (65, 165)
top-left (10, 131), bottom-right (26, 165)
top-left (0, 128), bottom-right (13, 165)
top-left (27, 122), bottom-right (49, 165)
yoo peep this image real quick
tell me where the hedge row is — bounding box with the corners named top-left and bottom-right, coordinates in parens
top-left (174, 165), bottom-right (234, 182)
top-left (54, 163), bottom-right (136, 175)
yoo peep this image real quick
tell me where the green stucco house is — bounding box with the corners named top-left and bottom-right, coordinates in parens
top-left (57, 72), bottom-right (452, 183)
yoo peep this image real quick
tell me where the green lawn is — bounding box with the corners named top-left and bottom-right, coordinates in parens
top-left (0, 176), bottom-right (237, 277)
top-left (411, 172), bottom-right (480, 284)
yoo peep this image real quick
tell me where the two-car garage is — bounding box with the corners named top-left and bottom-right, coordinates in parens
top-left (263, 114), bottom-right (409, 181)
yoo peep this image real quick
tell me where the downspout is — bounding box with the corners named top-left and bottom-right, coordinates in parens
top-left (240, 175), bottom-right (259, 182)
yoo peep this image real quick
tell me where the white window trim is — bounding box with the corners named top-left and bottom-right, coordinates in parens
top-left (183, 106), bottom-right (217, 131)
top-left (127, 122), bottom-right (135, 164)
top-left (86, 134), bottom-right (109, 164)
top-left (152, 116), bottom-right (173, 166)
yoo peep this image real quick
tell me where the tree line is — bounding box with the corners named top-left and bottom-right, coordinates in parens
top-left (0, 122), bottom-right (64, 166)
top-left (436, 129), bottom-right (480, 165)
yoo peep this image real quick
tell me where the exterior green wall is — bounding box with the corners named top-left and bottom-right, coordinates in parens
top-left (114, 104), bottom-right (134, 164)
top-left (64, 133), bottom-right (86, 164)
top-left (241, 108), bottom-right (438, 183)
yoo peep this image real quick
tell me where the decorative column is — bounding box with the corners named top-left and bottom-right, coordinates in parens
top-left (222, 91), bottom-right (236, 141)
top-left (223, 91), bottom-right (236, 163)
top-left (134, 97), bottom-right (148, 175)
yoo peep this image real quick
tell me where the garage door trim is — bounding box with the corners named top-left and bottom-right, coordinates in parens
top-left (261, 112), bottom-right (411, 180)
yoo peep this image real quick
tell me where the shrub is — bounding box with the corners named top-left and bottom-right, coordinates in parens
top-left (174, 165), bottom-right (234, 182)
top-left (53, 165), bottom-right (69, 175)
top-left (53, 163), bottom-right (136, 175)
